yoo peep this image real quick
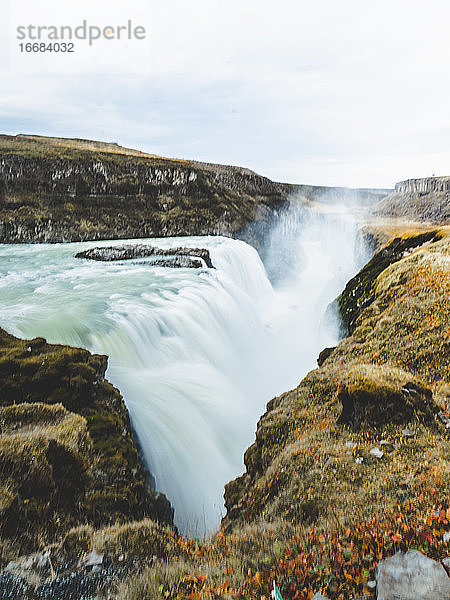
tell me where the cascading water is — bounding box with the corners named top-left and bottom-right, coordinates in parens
top-left (0, 201), bottom-right (368, 536)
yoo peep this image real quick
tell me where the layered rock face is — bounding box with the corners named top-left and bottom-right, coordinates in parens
top-left (374, 176), bottom-right (450, 223)
top-left (0, 135), bottom-right (290, 245)
top-left (0, 134), bottom-right (387, 247)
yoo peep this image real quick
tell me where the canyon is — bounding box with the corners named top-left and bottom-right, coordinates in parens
top-left (0, 135), bottom-right (448, 600)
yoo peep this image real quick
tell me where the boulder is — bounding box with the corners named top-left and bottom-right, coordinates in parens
top-left (336, 365), bottom-right (438, 431)
top-left (376, 550), bottom-right (450, 600)
top-left (317, 346), bottom-right (336, 367)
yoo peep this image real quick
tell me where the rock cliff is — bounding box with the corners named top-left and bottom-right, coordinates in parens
top-left (0, 134), bottom-right (290, 245)
top-left (374, 176), bottom-right (450, 223)
top-left (0, 134), bottom-right (387, 247)
top-left (0, 329), bottom-right (173, 557)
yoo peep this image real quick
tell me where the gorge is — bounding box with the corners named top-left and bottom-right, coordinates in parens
top-left (0, 135), bottom-right (448, 600)
top-left (0, 204), bottom-right (365, 537)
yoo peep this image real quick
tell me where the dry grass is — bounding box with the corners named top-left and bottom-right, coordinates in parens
top-left (61, 226), bottom-right (449, 599)
top-left (1, 226), bottom-right (448, 599)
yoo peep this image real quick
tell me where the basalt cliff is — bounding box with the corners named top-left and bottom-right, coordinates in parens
top-left (0, 134), bottom-right (387, 248)
top-left (374, 176), bottom-right (450, 223)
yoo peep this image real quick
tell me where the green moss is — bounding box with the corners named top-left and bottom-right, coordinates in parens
top-left (336, 231), bottom-right (440, 334)
top-left (0, 327), bottom-right (173, 554)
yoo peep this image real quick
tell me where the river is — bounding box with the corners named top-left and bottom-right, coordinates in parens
top-left (0, 204), bottom-right (366, 536)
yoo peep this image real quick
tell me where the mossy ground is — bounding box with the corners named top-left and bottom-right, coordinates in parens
top-left (110, 226), bottom-right (449, 600)
top-left (0, 330), bottom-right (172, 559)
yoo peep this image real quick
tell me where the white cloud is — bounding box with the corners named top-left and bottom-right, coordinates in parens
top-left (1, 0), bottom-right (449, 187)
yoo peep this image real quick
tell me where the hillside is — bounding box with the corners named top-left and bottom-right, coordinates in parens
top-left (0, 330), bottom-right (172, 558)
top-left (0, 134), bottom-right (387, 247)
top-left (373, 177), bottom-right (450, 223)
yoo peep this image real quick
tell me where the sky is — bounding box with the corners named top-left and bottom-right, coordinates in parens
top-left (1, 0), bottom-right (449, 188)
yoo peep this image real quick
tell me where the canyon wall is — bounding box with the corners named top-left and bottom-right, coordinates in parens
top-left (0, 134), bottom-right (386, 247)
top-left (374, 176), bottom-right (450, 223)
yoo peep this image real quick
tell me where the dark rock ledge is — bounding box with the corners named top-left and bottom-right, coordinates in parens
top-left (75, 245), bottom-right (215, 268)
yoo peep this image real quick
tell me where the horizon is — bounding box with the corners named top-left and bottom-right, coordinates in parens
top-left (1, 0), bottom-right (450, 189)
top-left (1, 131), bottom-right (398, 191)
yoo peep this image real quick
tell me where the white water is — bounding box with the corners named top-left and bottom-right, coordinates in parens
top-left (0, 204), bottom-right (366, 536)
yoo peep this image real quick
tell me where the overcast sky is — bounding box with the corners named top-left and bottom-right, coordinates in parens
top-left (1, 0), bottom-right (449, 188)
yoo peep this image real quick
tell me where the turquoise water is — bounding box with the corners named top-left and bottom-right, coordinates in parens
top-left (0, 211), bottom-right (363, 535)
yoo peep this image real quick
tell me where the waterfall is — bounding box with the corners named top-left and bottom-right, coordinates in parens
top-left (0, 204), bottom-right (367, 536)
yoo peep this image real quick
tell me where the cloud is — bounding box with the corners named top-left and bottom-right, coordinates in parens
top-left (1, 0), bottom-right (449, 187)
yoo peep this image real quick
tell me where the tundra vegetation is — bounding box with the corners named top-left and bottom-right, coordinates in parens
top-left (0, 227), bottom-right (448, 599)
top-left (0, 136), bottom-right (448, 599)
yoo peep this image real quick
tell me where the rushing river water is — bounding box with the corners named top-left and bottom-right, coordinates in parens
top-left (0, 206), bottom-right (366, 536)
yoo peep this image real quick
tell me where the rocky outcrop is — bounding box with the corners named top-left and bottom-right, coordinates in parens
top-left (376, 550), bottom-right (450, 600)
top-left (75, 245), bottom-right (214, 268)
top-left (223, 228), bottom-right (450, 534)
top-left (374, 176), bottom-right (450, 223)
top-left (0, 134), bottom-right (388, 247)
top-left (336, 367), bottom-right (438, 430)
top-left (394, 177), bottom-right (449, 194)
top-left (0, 328), bottom-right (173, 556)
top-left (334, 230), bottom-right (441, 335)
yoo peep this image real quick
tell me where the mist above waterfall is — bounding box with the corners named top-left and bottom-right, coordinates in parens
top-left (0, 202), bottom-right (368, 536)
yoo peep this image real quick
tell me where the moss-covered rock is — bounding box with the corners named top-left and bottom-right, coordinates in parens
top-left (335, 230), bottom-right (440, 334)
top-left (336, 364), bottom-right (438, 430)
top-left (0, 329), bottom-right (173, 556)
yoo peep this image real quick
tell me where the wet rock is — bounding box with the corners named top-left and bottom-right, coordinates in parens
top-left (75, 245), bottom-right (214, 268)
top-left (317, 346), bottom-right (336, 367)
top-left (376, 550), bottom-right (450, 600)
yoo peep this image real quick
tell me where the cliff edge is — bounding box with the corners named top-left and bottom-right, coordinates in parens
top-left (0, 329), bottom-right (173, 558)
top-left (0, 134), bottom-right (387, 247)
top-left (373, 177), bottom-right (450, 223)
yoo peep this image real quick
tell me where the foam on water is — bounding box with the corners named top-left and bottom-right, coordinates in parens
top-left (0, 205), bottom-right (366, 536)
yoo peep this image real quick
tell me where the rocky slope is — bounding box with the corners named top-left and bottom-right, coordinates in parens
top-left (0, 329), bottom-right (172, 559)
top-left (224, 227), bottom-right (449, 531)
top-left (0, 228), bottom-right (449, 599)
top-left (0, 134), bottom-right (387, 248)
top-left (373, 177), bottom-right (450, 223)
